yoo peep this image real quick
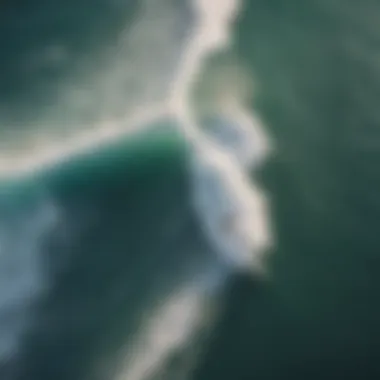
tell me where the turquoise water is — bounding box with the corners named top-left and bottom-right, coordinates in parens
top-left (1, 1), bottom-right (380, 379)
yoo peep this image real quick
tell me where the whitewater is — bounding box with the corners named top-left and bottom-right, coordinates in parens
top-left (0, 1), bottom-right (273, 379)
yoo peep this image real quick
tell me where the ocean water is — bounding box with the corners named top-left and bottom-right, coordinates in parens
top-left (1, 1), bottom-right (380, 380)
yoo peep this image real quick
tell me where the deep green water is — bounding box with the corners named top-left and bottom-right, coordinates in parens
top-left (199, 2), bottom-right (380, 379)
top-left (1, 1), bottom-right (380, 379)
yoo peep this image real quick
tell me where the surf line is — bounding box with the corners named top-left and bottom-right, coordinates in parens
top-left (167, 0), bottom-right (273, 275)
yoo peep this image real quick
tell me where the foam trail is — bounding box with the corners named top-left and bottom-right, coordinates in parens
top-left (0, 105), bottom-right (168, 180)
top-left (165, 0), bottom-right (273, 274)
top-left (116, 263), bottom-right (229, 380)
top-left (0, 197), bottom-right (60, 361)
top-left (167, 0), bottom-right (242, 140)
top-left (116, 286), bottom-right (206, 380)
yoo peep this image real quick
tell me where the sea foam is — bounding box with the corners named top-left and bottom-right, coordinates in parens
top-left (0, 0), bottom-right (273, 378)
